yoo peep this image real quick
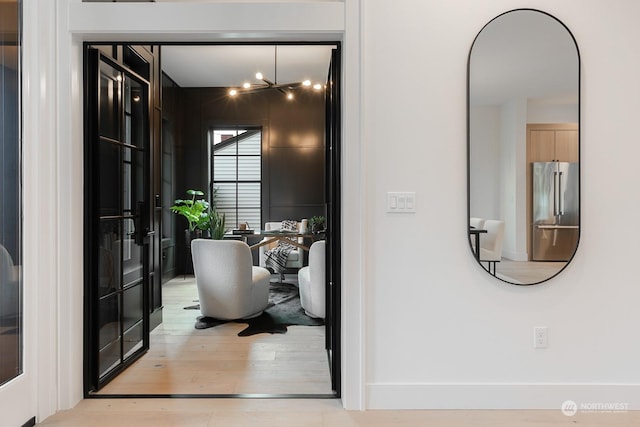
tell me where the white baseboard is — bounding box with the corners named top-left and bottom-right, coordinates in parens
top-left (366, 383), bottom-right (640, 410)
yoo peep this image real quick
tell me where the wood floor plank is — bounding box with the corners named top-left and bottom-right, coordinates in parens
top-left (95, 275), bottom-right (333, 396)
top-left (496, 260), bottom-right (566, 284)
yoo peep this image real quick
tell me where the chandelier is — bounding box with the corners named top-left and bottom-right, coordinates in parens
top-left (228, 46), bottom-right (324, 100)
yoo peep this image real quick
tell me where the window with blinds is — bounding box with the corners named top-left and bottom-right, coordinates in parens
top-left (211, 128), bottom-right (262, 231)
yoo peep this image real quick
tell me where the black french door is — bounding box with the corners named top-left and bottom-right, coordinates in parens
top-left (84, 48), bottom-right (151, 393)
top-left (325, 46), bottom-right (341, 396)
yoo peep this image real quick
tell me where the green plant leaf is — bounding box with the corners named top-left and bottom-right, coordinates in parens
top-left (210, 212), bottom-right (226, 239)
top-left (170, 189), bottom-right (209, 232)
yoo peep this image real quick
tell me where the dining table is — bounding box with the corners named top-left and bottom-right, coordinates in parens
top-left (224, 229), bottom-right (319, 252)
top-left (468, 227), bottom-right (487, 261)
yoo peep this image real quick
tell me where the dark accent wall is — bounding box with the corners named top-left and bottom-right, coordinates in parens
top-left (169, 86), bottom-right (326, 274)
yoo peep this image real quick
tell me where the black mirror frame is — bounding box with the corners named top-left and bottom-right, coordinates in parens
top-left (466, 8), bottom-right (581, 286)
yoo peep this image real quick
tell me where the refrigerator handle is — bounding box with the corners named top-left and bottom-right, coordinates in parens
top-left (553, 171), bottom-right (558, 216)
top-left (558, 171), bottom-right (564, 215)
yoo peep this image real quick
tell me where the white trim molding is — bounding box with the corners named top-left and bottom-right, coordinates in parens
top-left (50, 0), bottom-right (365, 415)
top-left (340, 0), bottom-right (365, 411)
top-left (367, 383), bottom-right (640, 410)
top-left (68, 2), bottom-right (345, 42)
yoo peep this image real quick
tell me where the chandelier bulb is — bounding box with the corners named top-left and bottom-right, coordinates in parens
top-left (255, 72), bottom-right (263, 80)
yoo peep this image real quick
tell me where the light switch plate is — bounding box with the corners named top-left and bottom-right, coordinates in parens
top-left (387, 192), bottom-right (416, 213)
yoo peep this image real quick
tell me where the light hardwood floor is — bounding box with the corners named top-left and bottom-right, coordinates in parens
top-left (496, 260), bottom-right (566, 284)
top-left (38, 399), bottom-right (640, 426)
top-left (95, 275), bottom-right (332, 396)
top-left (41, 275), bottom-right (640, 426)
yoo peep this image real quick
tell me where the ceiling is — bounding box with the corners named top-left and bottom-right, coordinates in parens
top-left (469, 10), bottom-right (579, 106)
top-left (161, 44), bottom-right (335, 88)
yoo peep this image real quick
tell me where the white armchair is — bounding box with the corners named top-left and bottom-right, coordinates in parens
top-left (298, 240), bottom-right (325, 319)
top-left (0, 244), bottom-right (20, 318)
top-left (191, 239), bottom-right (271, 320)
top-left (259, 219), bottom-right (308, 271)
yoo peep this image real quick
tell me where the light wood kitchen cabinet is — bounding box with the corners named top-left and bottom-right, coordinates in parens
top-left (528, 123), bottom-right (578, 162)
top-left (554, 129), bottom-right (579, 162)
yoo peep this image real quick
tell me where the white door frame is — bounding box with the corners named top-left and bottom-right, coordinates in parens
top-left (0, 0), bottom-right (61, 425)
top-left (26, 0), bottom-right (367, 420)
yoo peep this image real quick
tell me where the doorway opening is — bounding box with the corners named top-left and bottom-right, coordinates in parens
top-left (83, 42), bottom-right (341, 398)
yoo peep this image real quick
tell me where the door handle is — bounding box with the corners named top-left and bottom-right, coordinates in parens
top-left (134, 228), bottom-right (155, 246)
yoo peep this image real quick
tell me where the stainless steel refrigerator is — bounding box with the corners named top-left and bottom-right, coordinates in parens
top-left (532, 162), bottom-right (579, 261)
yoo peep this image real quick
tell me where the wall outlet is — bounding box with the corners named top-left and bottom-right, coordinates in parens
top-left (533, 326), bottom-right (548, 349)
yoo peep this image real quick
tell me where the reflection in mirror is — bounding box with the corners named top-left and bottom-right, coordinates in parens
top-left (468, 9), bottom-right (579, 285)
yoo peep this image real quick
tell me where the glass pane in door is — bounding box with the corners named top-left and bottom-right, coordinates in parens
top-left (125, 78), bottom-right (146, 149)
top-left (98, 220), bottom-right (122, 298)
top-left (99, 62), bottom-right (121, 141)
top-left (98, 293), bottom-right (121, 377)
top-left (123, 284), bottom-right (143, 358)
top-left (122, 218), bottom-right (143, 286)
top-left (0, 0), bottom-right (22, 387)
top-left (123, 147), bottom-right (145, 217)
top-left (99, 142), bottom-right (121, 216)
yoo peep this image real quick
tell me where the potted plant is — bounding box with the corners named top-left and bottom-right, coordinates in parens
top-left (309, 215), bottom-right (326, 234)
top-left (171, 189), bottom-right (228, 239)
top-left (170, 189), bottom-right (210, 239)
top-left (206, 209), bottom-right (227, 240)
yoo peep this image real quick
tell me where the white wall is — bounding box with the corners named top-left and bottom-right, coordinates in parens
top-left (528, 101), bottom-right (579, 123)
top-left (17, 0), bottom-right (640, 420)
top-left (499, 99), bottom-right (528, 261)
top-left (363, 0), bottom-right (640, 409)
top-left (470, 99), bottom-right (528, 261)
top-left (469, 105), bottom-right (500, 220)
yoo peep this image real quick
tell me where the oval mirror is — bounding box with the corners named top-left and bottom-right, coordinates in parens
top-left (468, 9), bottom-right (580, 285)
